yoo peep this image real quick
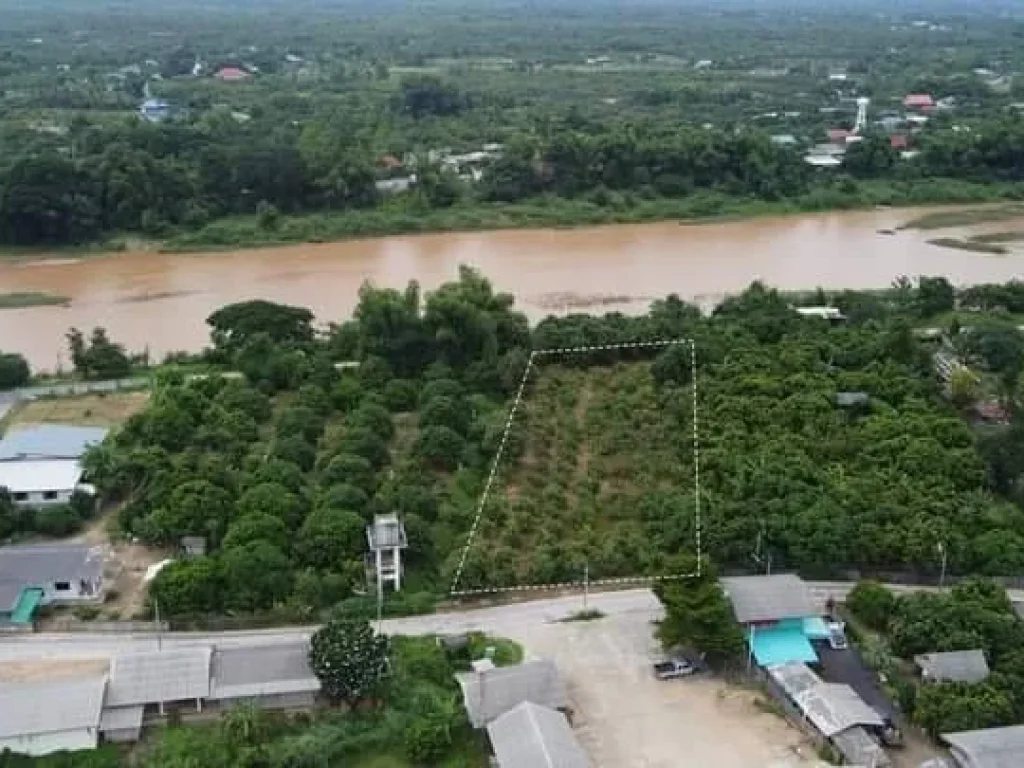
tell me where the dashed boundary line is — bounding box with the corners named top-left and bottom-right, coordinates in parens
top-left (449, 338), bottom-right (701, 596)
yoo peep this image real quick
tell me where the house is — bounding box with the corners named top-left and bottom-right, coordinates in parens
top-left (720, 574), bottom-right (821, 666)
top-left (890, 134), bottom-right (909, 150)
top-left (486, 701), bottom-right (590, 768)
top-left (180, 536), bottom-right (207, 558)
top-left (904, 93), bottom-right (935, 110)
top-left (827, 128), bottom-right (853, 145)
top-left (374, 176), bottom-right (417, 196)
top-left (139, 98), bottom-right (171, 123)
top-left (767, 662), bottom-right (889, 766)
top-left (771, 134), bottom-right (799, 147)
top-left (915, 650), bottom-right (990, 684)
top-left (0, 677), bottom-right (106, 756)
top-left (214, 66), bottom-right (250, 82)
top-left (804, 155), bottom-right (843, 168)
top-left (796, 306), bottom-right (846, 323)
top-left (942, 724), bottom-right (1024, 768)
top-left (836, 392), bottom-right (870, 408)
top-left (209, 641), bottom-right (319, 711)
top-left (0, 425), bottom-right (106, 508)
top-left (456, 659), bottom-right (567, 728)
top-left (0, 545), bottom-right (104, 626)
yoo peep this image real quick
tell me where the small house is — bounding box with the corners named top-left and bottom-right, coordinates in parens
top-left (139, 99), bottom-right (171, 123)
top-left (180, 536), bottom-right (207, 558)
top-left (209, 641), bottom-right (319, 711)
top-left (0, 425), bottom-right (106, 508)
top-left (904, 93), bottom-right (935, 110)
top-left (487, 701), bottom-right (590, 768)
top-left (214, 67), bottom-right (250, 82)
top-left (942, 724), bottom-right (1024, 768)
top-left (0, 545), bottom-right (104, 626)
top-left (836, 392), bottom-right (870, 409)
top-left (456, 659), bottom-right (567, 728)
top-left (721, 574), bottom-right (821, 666)
top-left (915, 650), bottom-right (990, 684)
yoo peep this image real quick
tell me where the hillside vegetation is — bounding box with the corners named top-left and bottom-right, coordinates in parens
top-left (77, 270), bottom-right (1024, 615)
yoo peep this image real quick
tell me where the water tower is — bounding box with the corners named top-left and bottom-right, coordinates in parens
top-left (854, 97), bottom-right (870, 134)
top-left (366, 513), bottom-right (408, 592)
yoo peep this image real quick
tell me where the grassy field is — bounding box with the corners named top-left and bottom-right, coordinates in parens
top-left (0, 291), bottom-right (70, 309)
top-left (926, 237), bottom-right (1009, 255)
top-left (6, 391), bottom-right (150, 429)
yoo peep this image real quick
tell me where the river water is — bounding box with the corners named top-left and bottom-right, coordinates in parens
top-left (1, 208), bottom-right (1022, 370)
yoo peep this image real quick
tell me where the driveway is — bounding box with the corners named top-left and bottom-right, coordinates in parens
top-left (508, 612), bottom-right (820, 768)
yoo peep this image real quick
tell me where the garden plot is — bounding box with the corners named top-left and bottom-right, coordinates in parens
top-left (453, 356), bottom-right (698, 593)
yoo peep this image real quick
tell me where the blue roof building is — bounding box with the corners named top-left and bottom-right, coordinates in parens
top-left (720, 574), bottom-right (822, 667)
top-left (139, 99), bottom-right (171, 123)
top-left (0, 425), bottom-right (107, 462)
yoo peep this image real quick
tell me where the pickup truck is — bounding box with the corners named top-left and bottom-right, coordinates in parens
top-left (653, 659), bottom-right (696, 680)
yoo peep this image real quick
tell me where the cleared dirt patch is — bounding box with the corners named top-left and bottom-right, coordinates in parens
top-left (509, 611), bottom-right (819, 767)
top-left (9, 391), bottom-right (149, 428)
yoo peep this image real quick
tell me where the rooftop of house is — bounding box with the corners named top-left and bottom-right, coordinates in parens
top-left (210, 641), bottom-right (319, 700)
top-left (0, 458), bottom-right (85, 496)
top-left (915, 650), bottom-right (991, 684)
top-left (720, 574), bottom-right (818, 624)
top-left (943, 724), bottom-right (1024, 768)
top-left (456, 659), bottom-right (567, 728)
top-left (0, 544), bottom-right (104, 611)
top-left (0, 424), bottom-right (107, 461)
top-left (0, 676), bottom-right (106, 741)
top-left (487, 701), bottom-right (590, 768)
top-left (768, 662), bottom-right (884, 737)
top-left (105, 647), bottom-right (212, 707)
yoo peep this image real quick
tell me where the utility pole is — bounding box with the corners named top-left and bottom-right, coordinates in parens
top-left (582, 561), bottom-right (590, 611)
top-left (937, 541), bottom-right (947, 588)
top-left (154, 597), bottom-right (163, 652)
top-left (376, 569), bottom-right (384, 635)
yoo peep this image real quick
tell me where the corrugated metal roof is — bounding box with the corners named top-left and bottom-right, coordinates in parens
top-left (915, 650), bottom-right (991, 684)
top-left (456, 659), bottom-right (567, 728)
top-left (99, 704), bottom-right (144, 733)
top-left (0, 676), bottom-right (106, 739)
top-left (487, 701), bottom-right (590, 768)
top-left (768, 663), bottom-right (884, 737)
top-left (210, 641), bottom-right (319, 700)
top-left (0, 425), bottom-right (107, 461)
top-left (720, 574), bottom-right (817, 623)
top-left (0, 459), bottom-right (85, 494)
top-left (106, 648), bottom-right (211, 706)
top-left (0, 544), bottom-right (104, 611)
top-left (366, 514), bottom-right (407, 549)
top-left (943, 725), bottom-right (1024, 768)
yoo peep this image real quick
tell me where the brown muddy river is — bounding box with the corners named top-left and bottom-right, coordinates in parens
top-left (1, 208), bottom-right (1023, 370)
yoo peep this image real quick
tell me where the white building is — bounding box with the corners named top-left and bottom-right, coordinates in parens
top-left (0, 677), bottom-right (106, 756)
top-left (0, 424), bottom-right (106, 508)
top-left (367, 513), bottom-right (408, 591)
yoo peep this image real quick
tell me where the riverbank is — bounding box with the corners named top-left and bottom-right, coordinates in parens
top-left (162, 179), bottom-right (1024, 253)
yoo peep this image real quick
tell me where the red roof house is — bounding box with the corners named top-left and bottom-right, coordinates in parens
top-left (214, 67), bottom-right (251, 82)
top-left (903, 93), bottom-right (934, 110)
top-left (890, 134), bottom-right (909, 150)
top-left (828, 128), bottom-right (853, 144)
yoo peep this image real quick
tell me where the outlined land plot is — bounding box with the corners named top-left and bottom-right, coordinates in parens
top-left (450, 340), bottom-right (700, 596)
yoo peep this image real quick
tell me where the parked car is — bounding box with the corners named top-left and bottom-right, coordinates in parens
top-left (827, 621), bottom-right (849, 650)
top-left (653, 659), bottom-right (696, 680)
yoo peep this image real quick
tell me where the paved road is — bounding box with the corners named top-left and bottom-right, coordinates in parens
top-left (2, 581), bottom-right (1015, 663)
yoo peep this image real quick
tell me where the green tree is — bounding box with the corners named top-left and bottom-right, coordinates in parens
top-left (220, 541), bottom-right (294, 612)
top-left (150, 558), bottom-right (223, 615)
top-left (917, 276), bottom-right (955, 318)
top-left (915, 682), bottom-right (1015, 737)
top-left (0, 352), bottom-right (30, 390)
top-left (653, 567), bottom-right (744, 665)
top-left (297, 508), bottom-right (366, 570)
top-left (415, 425), bottom-right (465, 470)
top-left (308, 619), bottom-right (389, 706)
top-left (222, 514), bottom-right (290, 552)
top-left (846, 580), bottom-right (896, 632)
top-left (207, 300), bottom-right (315, 355)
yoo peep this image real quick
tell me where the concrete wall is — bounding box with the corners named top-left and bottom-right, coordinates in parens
top-left (0, 727), bottom-right (98, 756)
top-left (100, 726), bottom-right (141, 744)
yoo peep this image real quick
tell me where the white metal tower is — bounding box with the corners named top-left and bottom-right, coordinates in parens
top-left (854, 97), bottom-right (870, 134)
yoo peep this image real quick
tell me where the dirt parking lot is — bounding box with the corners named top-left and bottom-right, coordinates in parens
top-left (508, 612), bottom-right (822, 768)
